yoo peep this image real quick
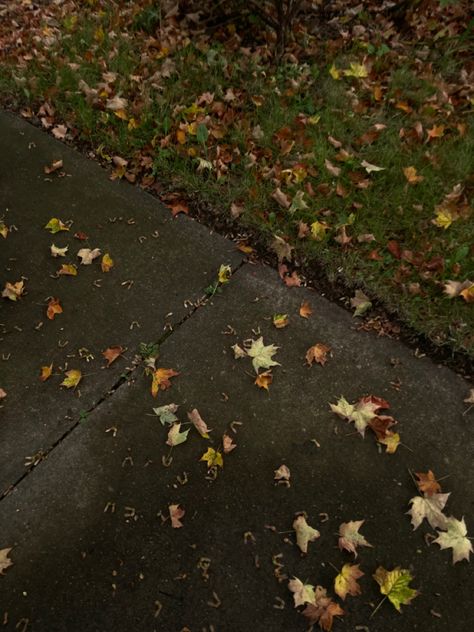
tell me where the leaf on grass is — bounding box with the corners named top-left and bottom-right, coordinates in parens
top-left (102, 346), bottom-right (123, 366)
top-left (61, 369), bottom-right (82, 389)
top-left (299, 301), bottom-right (312, 318)
top-left (288, 577), bottom-right (316, 607)
top-left (50, 244), bottom-right (68, 257)
top-left (338, 520), bottom-right (372, 557)
top-left (324, 159), bottom-right (341, 177)
top-left (44, 218), bottom-right (69, 234)
top-left (77, 248), bottom-right (101, 265)
top-left (169, 504), bottom-right (185, 528)
top-left (222, 433), bottom-right (236, 454)
top-left (200, 447), bottom-right (223, 468)
top-left (334, 564), bottom-right (364, 600)
top-left (2, 281), bottom-right (25, 301)
top-left (361, 160), bottom-right (385, 173)
top-left (40, 363), bottom-right (53, 382)
top-left (271, 187), bottom-right (291, 209)
top-left (306, 343), bottom-right (331, 367)
top-left (58, 264), bottom-right (77, 276)
top-left (350, 290), bottom-right (372, 317)
top-left (407, 493), bottom-right (450, 530)
top-left (166, 423), bottom-right (189, 447)
top-left (343, 62), bottom-right (368, 78)
top-left (373, 566), bottom-right (418, 612)
top-left (151, 368), bottom-right (179, 398)
top-left (432, 208), bottom-right (454, 229)
top-left (153, 403), bottom-right (179, 425)
top-left (247, 337), bottom-right (280, 374)
top-left (271, 235), bottom-right (293, 262)
top-left (293, 515), bottom-right (320, 554)
top-left (403, 166), bottom-right (424, 184)
top-left (255, 371), bottom-right (273, 391)
top-left (188, 408), bottom-right (212, 438)
top-left (415, 470), bottom-right (441, 496)
top-left (101, 253), bottom-right (114, 272)
top-left (0, 548), bottom-right (13, 575)
top-left (47, 297), bottom-right (63, 320)
top-left (434, 516), bottom-right (472, 564)
top-left (273, 313), bottom-right (289, 329)
top-left (443, 279), bottom-right (474, 300)
top-left (330, 395), bottom-right (391, 437)
top-left (302, 586), bottom-right (344, 631)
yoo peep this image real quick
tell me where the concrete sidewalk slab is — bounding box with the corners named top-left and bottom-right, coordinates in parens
top-left (0, 263), bottom-right (472, 631)
top-left (0, 111), bottom-right (241, 494)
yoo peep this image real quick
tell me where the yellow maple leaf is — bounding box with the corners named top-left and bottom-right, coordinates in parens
top-left (432, 208), bottom-right (454, 229)
top-left (40, 363), bottom-right (53, 382)
top-left (329, 64), bottom-right (340, 80)
top-left (101, 253), bottom-right (114, 272)
top-left (151, 368), bottom-right (179, 398)
top-left (403, 166), bottom-right (424, 184)
top-left (344, 62), bottom-right (368, 78)
top-left (61, 369), bottom-right (82, 389)
top-left (58, 264), bottom-right (78, 276)
top-left (200, 447), bottom-right (224, 468)
top-left (378, 431), bottom-right (400, 454)
top-left (0, 222), bottom-right (8, 238)
top-left (310, 221), bottom-right (329, 241)
top-left (218, 264), bottom-right (231, 284)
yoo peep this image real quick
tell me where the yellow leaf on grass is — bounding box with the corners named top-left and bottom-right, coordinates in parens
top-left (432, 208), bottom-right (454, 229)
top-left (311, 221), bottom-right (329, 241)
top-left (343, 62), bottom-right (368, 78)
top-left (176, 129), bottom-right (186, 145)
top-left (329, 64), bottom-right (340, 80)
top-left (101, 253), bottom-right (114, 272)
top-left (403, 166), bottom-right (424, 184)
top-left (40, 363), bottom-right (53, 382)
top-left (200, 447), bottom-right (223, 468)
top-left (61, 369), bottom-right (82, 389)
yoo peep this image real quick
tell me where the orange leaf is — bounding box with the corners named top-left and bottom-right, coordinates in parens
top-left (151, 368), bottom-right (179, 397)
top-left (403, 166), bottom-right (424, 184)
top-left (427, 124), bottom-right (445, 141)
top-left (176, 129), bottom-right (186, 145)
top-left (306, 343), bottom-right (331, 366)
top-left (102, 346), bottom-right (124, 367)
top-left (58, 264), bottom-right (77, 276)
top-left (47, 298), bottom-right (63, 320)
top-left (415, 470), bottom-right (441, 496)
top-left (299, 301), bottom-right (313, 319)
top-left (168, 201), bottom-right (189, 217)
top-left (40, 363), bottom-right (53, 382)
top-left (255, 371), bottom-right (272, 391)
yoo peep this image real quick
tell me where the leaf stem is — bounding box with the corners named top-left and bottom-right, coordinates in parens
top-left (370, 596), bottom-right (387, 618)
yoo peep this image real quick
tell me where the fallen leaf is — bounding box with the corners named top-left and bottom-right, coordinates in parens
top-left (247, 337), bottom-right (280, 374)
top-left (255, 371), bottom-right (273, 390)
top-left (0, 389), bottom-right (6, 400)
top-left (168, 200), bottom-right (189, 217)
top-left (102, 346), bottom-right (123, 366)
top-left (151, 368), bottom-right (179, 397)
top-left (306, 343), bottom-right (331, 366)
top-left (293, 515), bottom-right (320, 553)
top-left (434, 516), bottom-right (472, 564)
top-left (329, 64), bottom-right (341, 80)
top-left (311, 220), bottom-right (329, 241)
top-left (378, 431), bottom-right (400, 454)
top-left (273, 313), bottom-right (289, 329)
top-left (350, 290), bottom-right (372, 317)
top-left (464, 390), bottom-right (474, 405)
top-left (427, 124), bottom-right (445, 142)
top-left (299, 301), bottom-right (312, 319)
top-left (231, 343), bottom-right (247, 359)
top-left (47, 297), bottom-right (63, 320)
top-left (169, 504), bottom-right (185, 528)
top-left (338, 520), bottom-right (372, 557)
top-left (44, 218), bottom-right (69, 234)
top-left (302, 586), bottom-right (345, 631)
top-left (415, 470), bottom-right (441, 496)
top-left (101, 253), bottom-right (114, 272)
top-left (361, 160), bottom-right (385, 173)
top-left (460, 285), bottom-right (474, 303)
top-left (0, 222), bottom-right (8, 238)
top-left (188, 408), bottom-right (212, 438)
top-left (0, 548), bottom-right (13, 575)
top-left (218, 264), bottom-right (231, 284)
top-left (271, 235), bottom-right (293, 263)
top-left (200, 447), bottom-right (223, 468)
top-left (61, 369), bottom-right (82, 389)
top-left (272, 187), bottom-right (291, 209)
top-left (334, 564), bottom-right (364, 600)
top-left (222, 434), bottom-right (236, 453)
top-left (403, 166), bottom-right (424, 184)
top-left (407, 493), bottom-right (450, 530)
top-left (324, 159), bottom-right (341, 177)
top-left (152, 404), bottom-right (179, 425)
top-left (106, 95), bottom-right (128, 111)
top-left (166, 423), bottom-right (190, 447)
top-left (44, 159), bottom-right (63, 174)
top-left (344, 62), bottom-right (368, 78)
top-left (432, 208), bottom-right (454, 229)
top-left (74, 231), bottom-right (88, 241)
top-left (40, 363), bottom-right (53, 382)
top-left (330, 395), bottom-right (391, 436)
top-left (274, 464), bottom-right (290, 483)
top-left (443, 279), bottom-right (473, 299)
top-left (58, 264), bottom-right (77, 276)
top-left (288, 577), bottom-right (316, 607)
top-left (77, 248), bottom-right (101, 265)
top-left (52, 124), bottom-right (67, 140)
top-left (373, 566), bottom-right (418, 612)
top-left (50, 244), bottom-right (68, 257)
top-left (2, 281), bottom-right (25, 301)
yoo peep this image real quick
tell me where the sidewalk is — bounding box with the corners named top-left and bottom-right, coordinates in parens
top-left (0, 111), bottom-right (473, 632)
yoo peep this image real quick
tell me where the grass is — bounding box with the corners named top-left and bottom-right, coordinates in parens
top-left (0, 0), bottom-right (472, 355)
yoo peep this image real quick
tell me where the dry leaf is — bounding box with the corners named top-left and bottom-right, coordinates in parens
top-left (255, 371), bottom-right (273, 390)
top-left (222, 434), bottom-right (236, 453)
top-left (50, 244), bottom-right (68, 257)
top-left (61, 369), bottom-right (82, 389)
top-left (77, 248), bottom-right (101, 265)
top-left (334, 564), bottom-right (364, 600)
top-left (403, 166), bottom-right (424, 184)
top-left (188, 408), bottom-right (212, 438)
top-left (102, 346), bottom-right (123, 367)
top-left (2, 281), bottom-right (25, 301)
top-left (338, 520), bottom-right (372, 557)
top-left (273, 314), bottom-right (289, 329)
top-left (306, 343), bottom-right (331, 366)
top-left (101, 253), bottom-right (114, 272)
top-left (299, 301), bottom-right (312, 319)
top-left (0, 548), bottom-right (13, 575)
top-left (44, 159), bottom-right (63, 174)
top-left (47, 297), bottom-right (63, 320)
top-left (166, 423), bottom-right (189, 447)
top-left (302, 586), bottom-right (345, 631)
top-left (293, 515), bottom-right (320, 553)
top-left (40, 363), bottom-right (53, 382)
top-left (274, 464), bottom-right (290, 484)
top-left (58, 264), bottom-right (77, 276)
top-left (169, 504), bottom-right (185, 528)
top-left (151, 368), bottom-right (179, 397)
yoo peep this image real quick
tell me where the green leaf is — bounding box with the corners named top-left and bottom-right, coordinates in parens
top-left (152, 404), bottom-right (178, 425)
top-left (196, 123), bottom-right (209, 144)
top-left (373, 566), bottom-right (418, 612)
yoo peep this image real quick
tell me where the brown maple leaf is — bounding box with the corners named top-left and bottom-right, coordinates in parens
top-left (415, 470), bottom-right (441, 496)
top-left (102, 346), bottom-right (124, 367)
top-left (47, 297), bottom-right (63, 320)
top-left (302, 586), bottom-right (344, 631)
top-left (306, 343), bottom-right (331, 367)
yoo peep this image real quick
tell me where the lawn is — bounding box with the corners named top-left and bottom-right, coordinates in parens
top-left (1, 0), bottom-right (472, 356)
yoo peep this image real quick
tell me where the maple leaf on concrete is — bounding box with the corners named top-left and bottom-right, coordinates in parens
top-left (77, 248), bottom-right (101, 265)
top-left (288, 577), bottom-right (316, 607)
top-left (47, 297), bottom-right (63, 320)
top-left (306, 343), bottom-right (331, 367)
top-left (301, 586), bottom-right (344, 631)
top-left (40, 363), bottom-right (53, 382)
top-left (299, 301), bottom-right (312, 318)
top-left (50, 244), bottom-right (68, 257)
top-left (255, 371), bottom-right (273, 390)
top-left (188, 408), bottom-right (212, 438)
top-left (102, 346), bottom-right (124, 367)
top-left (274, 464), bottom-right (291, 484)
top-left (338, 520), bottom-right (372, 557)
top-left (434, 516), bottom-right (472, 564)
top-left (61, 369), bottom-right (82, 389)
top-left (44, 218), bottom-right (69, 234)
top-left (415, 470), bottom-right (441, 496)
top-left (246, 337), bottom-right (280, 374)
top-left (293, 515), bottom-right (320, 553)
top-left (153, 404), bottom-right (178, 425)
top-left (2, 281), bottom-right (25, 301)
top-left (373, 566), bottom-right (418, 612)
top-left (222, 434), bottom-right (236, 454)
top-left (407, 493), bottom-right (450, 530)
top-left (0, 548), bottom-right (13, 575)
top-left (169, 504), bottom-right (185, 528)
top-left (101, 253), bottom-right (114, 272)
top-left (200, 447), bottom-right (223, 468)
top-left (166, 423), bottom-right (189, 447)
top-left (334, 564), bottom-right (364, 600)
top-left (330, 395), bottom-right (391, 437)
top-left (151, 368), bottom-right (179, 398)
top-left (273, 313), bottom-right (289, 329)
